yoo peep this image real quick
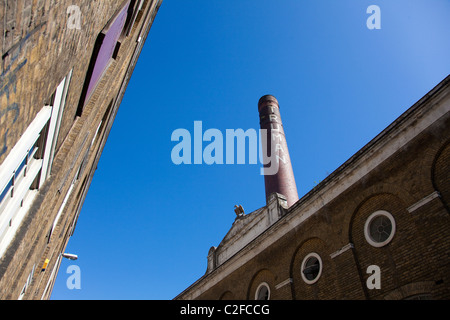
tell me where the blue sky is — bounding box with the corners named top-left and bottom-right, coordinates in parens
top-left (51, 0), bottom-right (450, 299)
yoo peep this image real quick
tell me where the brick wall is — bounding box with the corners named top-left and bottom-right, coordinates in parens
top-left (0, 0), bottom-right (161, 299)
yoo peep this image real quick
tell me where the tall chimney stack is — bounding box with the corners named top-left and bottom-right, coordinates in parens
top-left (258, 95), bottom-right (299, 207)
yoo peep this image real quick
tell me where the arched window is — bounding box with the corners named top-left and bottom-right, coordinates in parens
top-left (255, 282), bottom-right (270, 300)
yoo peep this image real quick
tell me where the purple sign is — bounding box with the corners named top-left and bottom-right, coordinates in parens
top-left (82, 1), bottom-right (131, 107)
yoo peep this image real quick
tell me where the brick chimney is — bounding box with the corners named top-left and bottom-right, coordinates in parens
top-left (258, 95), bottom-right (299, 207)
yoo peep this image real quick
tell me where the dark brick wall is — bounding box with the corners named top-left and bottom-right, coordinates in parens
top-left (0, 0), bottom-right (161, 299)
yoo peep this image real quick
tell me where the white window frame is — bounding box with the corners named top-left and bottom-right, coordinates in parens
top-left (18, 264), bottom-right (36, 300)
top-left (0, 106), bottom-right (51, 257)
top-left (0, 72), bottom-right (71, 258)
top-left (48, 165), bottom-right (79, 242)
top-left (255, 282), bottom-right (271, 300)
top-left (40, 69), bottom-right (72, 183)
top-left (301, 252), bottom-right (323, 285)
top-left (364, 210), bottom-right (396, 248)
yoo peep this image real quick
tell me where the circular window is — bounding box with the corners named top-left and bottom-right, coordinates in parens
top-left (364, 210), bottom-right (396, 247)
top-left (301, 253), bottom-right (322, 284)
top-left (255, 282), bottom-right (270, 300)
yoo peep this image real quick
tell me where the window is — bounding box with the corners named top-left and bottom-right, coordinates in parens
top-left (18, 264), bottom-right (35, 300)
top-left (77, 2), bottom-right (131, 114)
top-left (364, 210), bottom-right (396, 247)
top-left (123, 0), bottom-right (144, 37)
top-left (255, 282), bottom-right (270, 300)
top-left (301, 253), bottom-right (322, 284)
top-left (94, 99), bottom-right (114, 147)
top-left (0, 107), bottom-right (51, 257)
top-left (47, 166), bottom-right (79, 243)
top-left (41, 69), bottom-right (73, 180)
top-left (0, 72), bottom-right (71, 258)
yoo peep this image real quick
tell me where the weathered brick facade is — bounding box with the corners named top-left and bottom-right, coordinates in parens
top-left (176, 76), bottom-right (450, 300)
top-left (0, 0), bottom-right (161, 299)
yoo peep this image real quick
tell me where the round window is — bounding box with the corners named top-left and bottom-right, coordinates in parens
top-left (301, 253), bottom-right (322, 284)
top-left (364, 210), bottom-right (396, 247)
top-left (255, 282), bottom-right (270, 300)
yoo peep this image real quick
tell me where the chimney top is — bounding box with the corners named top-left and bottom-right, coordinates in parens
top-left (258, 95), bottom-right (279, 112)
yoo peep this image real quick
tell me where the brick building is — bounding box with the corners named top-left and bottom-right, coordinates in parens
top-left (0, 0), bottom-right (161, 299)
top-left (176, 75), bottom-right (450, 300)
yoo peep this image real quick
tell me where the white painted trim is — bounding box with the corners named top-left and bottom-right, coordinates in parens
top-left (91, 121), bottom-right (102, 147)
top-left (330, 243), bottom-right (354, 259)
top-left (407, 191), bottom-right (440, 213)
top-left (40, 72), bottom-right (72, 185)
top-left (364, 210), bottom-right (396, 248)
top-left (0, 159), bottom-right (42, 242)
top-left (255, 282), bottom-right (270, 300)
top-left (301, 252), bottom-right (322, 285)
top-left (0, 100), bottom-right (61, 258)
top-left (51, 183), bottom-right (73, 233)
top-left (50, 161), bottom-right (81, 241)
top-left (46, 69), bottom-right (73, 180)
top-left (0, 189), bottom-right (39, 258)
top-left (0, 159), bottom-right (42, 230)
top-left (18, 263), bottom-right (35, 300)
top-left (0, 106), bottom-right (51, 192)
top-left (275, 278), bottom-right (293, 290)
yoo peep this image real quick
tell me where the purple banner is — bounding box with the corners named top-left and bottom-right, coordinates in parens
top-left (83, 1), bottom-right (131, 106)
